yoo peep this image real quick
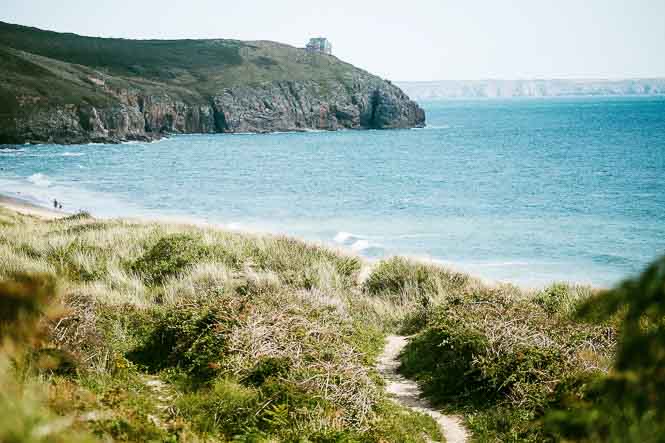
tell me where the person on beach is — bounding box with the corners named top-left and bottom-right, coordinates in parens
top-left (53, 199), bottom-right (58, 209)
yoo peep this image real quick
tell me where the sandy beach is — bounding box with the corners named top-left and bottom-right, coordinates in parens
top-left (0, 194), bottom-right (67, 220)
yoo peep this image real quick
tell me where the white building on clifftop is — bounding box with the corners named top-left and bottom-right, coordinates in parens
top-left (306, 37), bottom-right (332, 55)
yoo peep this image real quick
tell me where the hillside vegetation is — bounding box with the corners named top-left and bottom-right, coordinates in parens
top-left (0, 207), bottom-right (661, 441)
top-left (0, 21), bottom-right (358, 100)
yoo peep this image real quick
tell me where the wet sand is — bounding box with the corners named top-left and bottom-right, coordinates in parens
top-left (0, 194), bottom-right (68, 219)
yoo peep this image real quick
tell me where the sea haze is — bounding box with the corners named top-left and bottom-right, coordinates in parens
top-left (1, 96), bottom-right (664, 287)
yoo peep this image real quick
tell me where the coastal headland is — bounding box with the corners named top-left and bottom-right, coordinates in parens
top-left (0, 21), bottom-right (425, 145)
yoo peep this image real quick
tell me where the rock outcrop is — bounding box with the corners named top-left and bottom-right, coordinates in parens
top-left (4, 79), bottom-right (424, 144)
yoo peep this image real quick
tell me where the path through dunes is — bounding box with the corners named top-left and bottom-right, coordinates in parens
top-left (377, 335), bottom-right (468, 443)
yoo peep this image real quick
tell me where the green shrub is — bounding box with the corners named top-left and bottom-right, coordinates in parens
top-left (0, 272), bottom-right (96, 442)
top-left (545, 255), bottom-right (665, 442)
top-left (366, 400), bottom-right (443, 443)
top-left (58, 211), bottom-right (93, 222)
top-left (0, 272), bottom-right (56, 343)
top-left (401, 322), bottom-right (494, 407)
top-left (536, 282), bottom-right (590, 317)
top-left (177, 377), bottom-right (260, 436)
top-left (46, 241), bottom-right (108, 282)
top-left (364, 257), bottom-right (432, 296)
top-left (0, 367), bottom-right (98, 443)
top-left (127, 305), bottom-right (232, 382)
top-left (130, 234), bottom-right (209, 285)
top-left (245, 356), bottom-right (291, 386)
top-left (245, 236), bottom-right (361, 289)
top-left (399, 285), bottom-right (613, 441)
top-left (364, 257), bottom-right (468, 302)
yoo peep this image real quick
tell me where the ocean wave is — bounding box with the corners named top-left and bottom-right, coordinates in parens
top-left (226, 222), bottom-right (245, 231)
top-left (11, 151), bottom-right (85, 158)
top-left (350, 239), bottom-right (370, 252)
top-left (333, 231), bottom-right (355, 243)
top-left (0, 148), bottom-right (25, 153)
top-left (331, 231), bottom-right (382, 254)
top-left (471, 261), bottom-right (531, 267)
top-left (149, 137), bottom-right (170, 143)
top-left (27, 173), bottom-right (52, 187)
top-left (413, 124), bottom-right (451, 130)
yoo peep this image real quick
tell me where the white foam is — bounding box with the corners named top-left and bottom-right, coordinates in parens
top-left (0, 148), bottom-right (25, 153)
top-left (350, 239), bottom-right (370, 252)
top-left (61, 152), bottom-right (84, 157)
top-left (471, 261), bottom-right (531, 267)
top-left (27, 173), bottom-right (52, 187)
top-left (334, 231), bottom-right (355, 243)
top-left (226, 222), bottom-right (244, 231)
top-left (149, 137), bottom-right (170, 144)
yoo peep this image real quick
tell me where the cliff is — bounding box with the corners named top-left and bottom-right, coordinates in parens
top-left (0, 22), bottom-right (425, 144)
top-left (397, 79), bottom-right (665, 100)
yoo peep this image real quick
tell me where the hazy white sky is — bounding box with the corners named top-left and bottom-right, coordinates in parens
top-left (2, 0), bottom-right (664, 81)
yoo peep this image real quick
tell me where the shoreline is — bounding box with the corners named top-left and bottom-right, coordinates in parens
top-left (0, 191), bottom-right (586, 292)
top-left (0, 193), bottom-right (70, 220)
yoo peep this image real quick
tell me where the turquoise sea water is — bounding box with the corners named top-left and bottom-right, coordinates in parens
top-left (1, 97), bottom-right (664, 287)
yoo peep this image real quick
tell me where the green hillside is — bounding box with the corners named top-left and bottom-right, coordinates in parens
top-left (0, 21), bottom-right (362, 97)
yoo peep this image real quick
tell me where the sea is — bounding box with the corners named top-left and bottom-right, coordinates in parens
top-left (2, 96), bottom-right (664, 288)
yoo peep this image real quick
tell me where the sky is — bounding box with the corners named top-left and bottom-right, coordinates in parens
top-left (2, 0), bottom-right (664, 81)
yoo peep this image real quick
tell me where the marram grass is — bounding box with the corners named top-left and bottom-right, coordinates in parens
top-left (0, 208), bottom-right (443, 442)
top-left (2, 206), bottom-right (654, 442)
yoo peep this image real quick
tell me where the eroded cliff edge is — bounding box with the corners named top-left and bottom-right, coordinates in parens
top-left (0, 22), bottom-right (425, 144)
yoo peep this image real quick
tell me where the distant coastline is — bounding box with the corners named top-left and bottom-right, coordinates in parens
top-left (397, 78), bottom-right (665, 100)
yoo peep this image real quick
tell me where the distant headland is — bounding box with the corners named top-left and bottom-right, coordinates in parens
top-left (0, 22), bottom-right (424, 145)
top-left (397, 78), bottom-right (665, 100)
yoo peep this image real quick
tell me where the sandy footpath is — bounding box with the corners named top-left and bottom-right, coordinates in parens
top-left (377, 335), bottom-right (468, 443)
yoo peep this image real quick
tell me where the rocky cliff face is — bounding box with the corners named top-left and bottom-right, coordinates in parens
top-left (211, 79), bottom-right (424, 133)
top-left (5, 79), bottom-right (424, 144)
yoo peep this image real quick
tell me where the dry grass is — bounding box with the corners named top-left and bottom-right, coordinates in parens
top-left (0, 206), bottom-right (618, 442)
top-left (0, 208), bottom-right (448, 441)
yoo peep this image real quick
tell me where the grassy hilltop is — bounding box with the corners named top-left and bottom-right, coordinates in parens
top-left (0, 21), bottom-right (360, 106)
top-left (0, 207), bottom-right (662, 442)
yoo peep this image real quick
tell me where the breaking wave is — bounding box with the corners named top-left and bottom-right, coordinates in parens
top-left (27, 173), bottom-right (52, 187)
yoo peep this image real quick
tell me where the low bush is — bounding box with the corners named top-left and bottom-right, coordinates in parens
top-left (129, 234), bottom-right (209, 285)
top-left (363, 256), bottom-right (468, 300)
top-left (0, 272), bottom-right (97, 442)
top-left (47, 240), bottom-right (109, 282)
top-left (545, 255), bottom-right (665, 442)
top-left (373, 258), bottom-right (616, 441)
top-left (177, 377), bottom-right (260, 436)
top-left (128, 304), bottom-right (234, 382)
top-left (535, 282), bottom-right (591, 317)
